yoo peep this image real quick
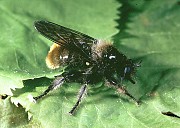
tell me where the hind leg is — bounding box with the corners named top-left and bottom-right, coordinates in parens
top-left (33, 70), bottom-right (83, 101)
top-left (69, 84), bottom-right (87, 115)
top-left (33, 76), bottom-right (65, 100)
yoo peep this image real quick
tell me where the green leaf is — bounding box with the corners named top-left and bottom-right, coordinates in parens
top-left (1, 0), bottom-right (180, 128)
top-left (114, 0), bottom-right (180, 127)
top-left (0, 97), bottom-right (28, 128)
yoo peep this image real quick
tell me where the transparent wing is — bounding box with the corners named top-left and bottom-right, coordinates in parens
top-left (34, 20), bottom-right (98, 60)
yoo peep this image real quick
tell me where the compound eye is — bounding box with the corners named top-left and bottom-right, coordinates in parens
top-left (124, 67), bottom-right (131, 74)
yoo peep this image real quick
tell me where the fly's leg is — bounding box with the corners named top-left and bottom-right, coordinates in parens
top-left (33, 70), bottom-right (83, 101)
top-left (33, 70), bottom-right (88, 114)
top-left (69, 84), bottom-right (87, 115)
top-left (106, 76), bottom-right (140, 105)
top-left (115, 86), bottom-right (140, 105)
top-left (33, 76), bottom-right (65, 101)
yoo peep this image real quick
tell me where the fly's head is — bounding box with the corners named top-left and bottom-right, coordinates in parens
top-left (101, 45), bottom-right (141, 84)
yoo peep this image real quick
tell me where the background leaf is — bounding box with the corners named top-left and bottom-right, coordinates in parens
top-left (1, 0), bottom-right (180, 128)
top-left (0, 97), bottom-right (28, 128)
top-left (114, 0), bottom-right (180, 127)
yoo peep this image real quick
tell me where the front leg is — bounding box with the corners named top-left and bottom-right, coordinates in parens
top-left (106, 76), bottom-right (140, 105)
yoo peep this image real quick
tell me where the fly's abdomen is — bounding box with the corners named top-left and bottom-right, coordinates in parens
top-left (46, 43), bottom-right (69, 69)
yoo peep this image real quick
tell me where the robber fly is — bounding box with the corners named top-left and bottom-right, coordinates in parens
top-left (33, 20), bottom-right (141, 115)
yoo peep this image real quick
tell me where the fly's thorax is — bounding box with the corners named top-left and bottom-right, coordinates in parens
top-left (46, 43), bottom-right (69, 69)
top-left (91, 40), bottom-right (112, 60)
top-left (92, 40), bottom-right (127, 64)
